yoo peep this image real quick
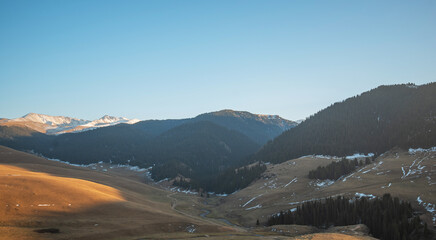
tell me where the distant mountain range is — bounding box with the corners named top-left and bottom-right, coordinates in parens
top-left (252, 82), bottom-right (436, 164)
top-left (0, 113), bottom-right (140, 135)
top-left (0, 110), bottom-right (297, 192)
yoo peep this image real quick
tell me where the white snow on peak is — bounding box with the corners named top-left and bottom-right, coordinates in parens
top-left (82, 115), bottom-right (132, 127)
top-left (17, 113), bottom-right (89, 126)
top-left (6, 113), bottom-right (141, 135)
top-left (127, 118), bottom-right (140, 124)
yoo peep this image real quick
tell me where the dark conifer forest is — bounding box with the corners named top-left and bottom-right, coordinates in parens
top-left (173, 162), bottom-right (267, 194)
top-left (267, 194), bottom-right (432, 240)
top-left (253, 83), bottom-right (436, 164)
top-left (308, 157), bottom-right (375, 180)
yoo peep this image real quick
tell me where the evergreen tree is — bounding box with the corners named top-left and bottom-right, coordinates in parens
top-left (266, 194), bottom-right (427, 240)
top-left (308, 158), bottom-right (373, 180)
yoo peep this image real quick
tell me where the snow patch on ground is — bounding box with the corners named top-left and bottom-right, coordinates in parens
top-left (346, 153), bottom-right (374, 159)
top-left (245, 204), bottom-right (262, 210)
top-left (284, 177), bottom-right (298, 187)
top-left (299, 153), bottom-right (373, 160)
top-left (355, 192), bottom-right (376, 199)
top-left (408, 147), bottom-right (436, 154)
top-left (31, 151), bottom-right (152, 175)
top-left (427, 176), bottom-right (436, 185)
top-left (417, 196), bottom-right (436, 225)
top-left (170, 187), bottom-right (198, 195)
top-left (242, 194), bottom-right (263, 208)
top-left (376, 170), bottom-right (391, 175)
top-left (316, 179), bottom-right (334, 187)
top-left (259, 178), bottom-right (279, 189)
top-left (401, 155), bottom-right (428, 179)
top-left (298, 155), bottom-right (339, 159)
top-left (310, 179), bottom-right (335, 188)
top-left (314, 155), bottom-right (339, 159)
top-left (109, 164), bottom-right (150, 172)
top-left (342, 173), bottom-right (355, 182)
top-left (271, 208), bottom-right (298, 217)
top-left (372, 161), bottom-right (383, 170)
top-left (157, 178), bottom-right (169, 183)
top-left (46, 157), bottom-right (94, 168)
top-left (185, 225), bottom-right (196, 233)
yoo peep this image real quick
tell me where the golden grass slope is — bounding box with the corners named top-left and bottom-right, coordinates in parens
top-left (0, 121), bottom-right (49, 134)
top-left (0, 165), bottom-right (125, 219)
top-left (0, 146), bottom-right (233, 240)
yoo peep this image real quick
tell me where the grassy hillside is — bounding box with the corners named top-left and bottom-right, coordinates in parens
top-left (0, 146), bottom-right (234, 240)
top-left (210, 149), bottom-right (435, 230)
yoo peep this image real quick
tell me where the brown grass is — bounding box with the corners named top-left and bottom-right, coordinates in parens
top-left (0, 146), bottom-right (234, 239)
top-left (0, 165), bottom-right (125, 219)
top-left (211, 150), bottom-right (435, 228)
top-left (0, 121), bottom-right (49, 133)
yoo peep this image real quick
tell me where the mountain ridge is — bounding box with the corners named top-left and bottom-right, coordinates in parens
top-left (252, 82), bottom-right (436, 164)
top-left (1, 113), bottom-right (140, 135)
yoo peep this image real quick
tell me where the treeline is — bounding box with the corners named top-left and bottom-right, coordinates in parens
top-left (308, 157), bottom-right (375, 180)
top-left (173, 162), bottom-right (267, 194)
top-left (267, 194), bottom-right (432, 240)
top-left (253, 83), bottom-right (436, 164)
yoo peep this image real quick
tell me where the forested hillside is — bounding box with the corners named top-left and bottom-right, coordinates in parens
top-left (148, 121), bottom-right (260, 181)
top-left (195, 110), bottom-right (296, 145)
top-left (253, 83), bottom-right (436, 164)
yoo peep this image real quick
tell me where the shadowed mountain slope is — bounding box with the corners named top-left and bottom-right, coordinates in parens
top-left (252, 83), bottom-right (436, 164)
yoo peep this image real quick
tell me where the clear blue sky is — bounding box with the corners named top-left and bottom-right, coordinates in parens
top-left (1, 0), bottom-right (435, 121)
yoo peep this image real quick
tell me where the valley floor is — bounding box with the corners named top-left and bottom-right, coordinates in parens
top-left (0, 145), bottom-right (434, 239)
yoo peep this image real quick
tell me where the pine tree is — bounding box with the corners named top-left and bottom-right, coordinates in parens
top-left (266, 195), bottom-right (426, 240)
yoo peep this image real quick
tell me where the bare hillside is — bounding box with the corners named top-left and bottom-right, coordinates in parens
top-left (211, 149), bottom-right (435, 228)
top-left (0, 146), bottom-right (233, 240)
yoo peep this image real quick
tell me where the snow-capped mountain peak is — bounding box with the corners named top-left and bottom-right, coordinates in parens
top-left (19, 113), bottom-right (89, 126)
top-left (3, 113), bottom-right (141, 135)
top-left (83, 115), bottom-right (133, 128)
top-left (96, 115), bottom-right (128, 124)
